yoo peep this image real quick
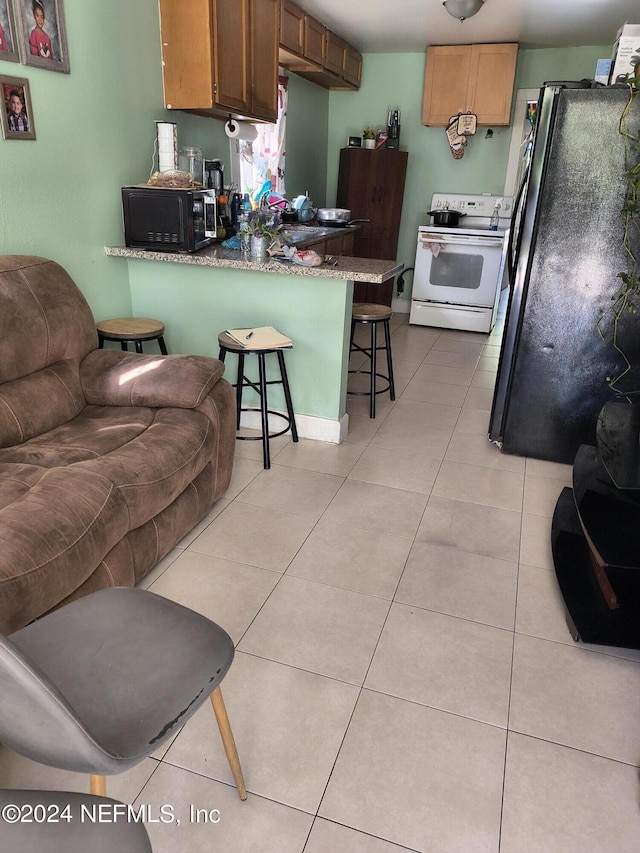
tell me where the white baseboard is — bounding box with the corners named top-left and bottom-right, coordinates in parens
top-left (392, 297), bottom-right (410, 314)
top-left (239, 410), bottom-right (349, 444)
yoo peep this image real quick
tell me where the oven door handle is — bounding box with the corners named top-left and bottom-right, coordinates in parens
top-left (419, 236), bottom-right (504, 248)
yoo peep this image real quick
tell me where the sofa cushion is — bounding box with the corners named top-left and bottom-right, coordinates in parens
top-left (81, 350), bottom-right (225, 409)
top-left (0, 257), bottom-right (96, 385)
top-left (76, 408), bottom-right (216, 529)
top-left (0, 359), bottom-right (87, 449)
top-left (0, 467), bottom-right (130, 634)
top-left (0, 406), bottom-right (156, 467)
top-left (0, 463), bottom-right (47, 509)
top-left (0, 405), bottom-right (216, 530)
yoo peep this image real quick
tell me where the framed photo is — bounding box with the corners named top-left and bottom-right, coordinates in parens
top-left (0, 0), bottom-right (19, 61)
top-left (0, 74), bottom-right (35, 139)
top-left (15, 0), bottom-right (69, 73)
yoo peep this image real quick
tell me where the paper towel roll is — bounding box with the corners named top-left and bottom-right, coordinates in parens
top-left (224, 119), bottom-right (258, 141)
top-left (156, 121), bottom-right (178, 171)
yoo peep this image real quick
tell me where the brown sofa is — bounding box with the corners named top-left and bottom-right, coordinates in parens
top-left (0, 255), bottom-right (235, 634)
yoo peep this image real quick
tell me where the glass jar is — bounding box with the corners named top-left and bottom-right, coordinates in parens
top-left (178, 146), bottom-right (203, 183)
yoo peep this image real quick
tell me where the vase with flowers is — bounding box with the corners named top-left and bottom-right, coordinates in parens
top-left (244, 208), bottom-right (282, 258)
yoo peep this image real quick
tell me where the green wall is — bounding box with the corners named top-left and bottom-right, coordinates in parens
top-left (327, 45), bottom-right (610, 305)
top-left (0, 0), bottom-right (169, 319)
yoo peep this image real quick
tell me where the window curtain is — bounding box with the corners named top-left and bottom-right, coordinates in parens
top-left (252, 75), bottom-right (288, 195)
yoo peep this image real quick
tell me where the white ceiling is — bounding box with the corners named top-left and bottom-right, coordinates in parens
top-left (294, 0), bottom-right (638, 53)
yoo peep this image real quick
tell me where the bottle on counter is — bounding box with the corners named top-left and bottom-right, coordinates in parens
top-left (489, 201), bottom-right (501, 231)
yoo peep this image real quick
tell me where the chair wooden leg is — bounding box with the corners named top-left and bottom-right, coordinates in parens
top-left (90, 774), bottom-right (106, 796)
top-left (210, 685), bottom-right (247, 800)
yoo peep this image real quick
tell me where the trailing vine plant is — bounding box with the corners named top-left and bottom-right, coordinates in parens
top-left (597, 65), bottom-right (640, 395)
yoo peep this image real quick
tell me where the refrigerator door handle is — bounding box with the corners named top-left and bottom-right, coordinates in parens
top-left (507, 162), bottom-right (530, 283)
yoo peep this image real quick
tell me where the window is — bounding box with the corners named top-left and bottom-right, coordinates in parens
top-left (228, 75), bottom-right (288, 203)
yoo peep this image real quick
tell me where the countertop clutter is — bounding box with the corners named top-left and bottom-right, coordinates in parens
top-left (105, 244), bottom-right (403, 283)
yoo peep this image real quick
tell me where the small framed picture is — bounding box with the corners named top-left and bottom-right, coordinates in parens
top-left (16, 0), bottom-right (69, 73)
top-left (0, 74), bottom-right (35, 139)
top-left (0, 0), bottom-right (20, 61)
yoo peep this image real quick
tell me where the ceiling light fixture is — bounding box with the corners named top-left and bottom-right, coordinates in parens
top-left (442, 0), bottom-right (486, 22)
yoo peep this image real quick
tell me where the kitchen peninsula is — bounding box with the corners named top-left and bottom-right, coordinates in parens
top-left (105, 245), bottom-right (403, 442)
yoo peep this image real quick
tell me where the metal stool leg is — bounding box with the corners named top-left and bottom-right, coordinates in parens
top-left (369, 321), bottom-right (377, 419)
top-left (349, 318), bottom-right (356, 354)
top-left (120, 341), bottom-right (128, 352)
top-left (276, 349), bottom-right (298, 442)
top-left (134, 340), bottom-right (143, 354)
top-left (257, 352), bottom-right (270, 469)
top-left (383, 319), bottom-right (396, 401)
top-left (235, 352), bottom-right (245, 430)
top-left (158, 335), bottom-right (168, 355)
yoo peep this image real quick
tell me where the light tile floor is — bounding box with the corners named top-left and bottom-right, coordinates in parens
top-left (3, 305), bottom-right (640, 851)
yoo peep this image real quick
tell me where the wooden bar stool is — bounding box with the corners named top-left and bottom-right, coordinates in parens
top-left (217, 331), bottom-right (298, 469)
top-left (96, 318), bottom-right (168, 354)
top-left (348, 303), bottom-right (395, 418)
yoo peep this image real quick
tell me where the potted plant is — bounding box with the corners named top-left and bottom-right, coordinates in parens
top-left (363, 127), bottom-right (376, 149)
top-left (243, 208), bottom-right (282, 258)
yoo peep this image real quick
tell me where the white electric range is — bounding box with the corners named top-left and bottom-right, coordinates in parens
top-left (409, 193), bottom-right (513, 333)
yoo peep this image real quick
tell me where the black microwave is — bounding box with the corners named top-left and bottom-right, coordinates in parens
top-left (121, 186), bottom-right (217, 253)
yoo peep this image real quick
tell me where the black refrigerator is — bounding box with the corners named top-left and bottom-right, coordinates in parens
top-left (489, 83), bottom-right (640, 464)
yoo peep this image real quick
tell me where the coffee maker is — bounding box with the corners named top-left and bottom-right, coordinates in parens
top-left (204, 159), bottom-right (224, 194)
top-left (385, 109), bottom-right (401, 149)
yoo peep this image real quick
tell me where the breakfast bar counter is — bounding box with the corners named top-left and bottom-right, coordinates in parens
top-left (105, 246), bottom-right (403, 443)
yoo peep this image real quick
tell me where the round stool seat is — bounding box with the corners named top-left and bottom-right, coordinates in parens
top-left (97, 318), bottom-right (168, 354)
top-left (97, 317), bottom-right (165, 340)
top-left (352, 303), bottom-right (393, 322)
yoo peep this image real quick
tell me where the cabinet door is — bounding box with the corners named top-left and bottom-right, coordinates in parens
top-left (325, 31), bottom-right (346, 75)
top-left (467, 43), bottom-right (518, 125)
top-left (160, 0), bottom-right (217, 110)
top-left (212, 0), bottom-right (251, 114)
top-left (304, 15), bottom-right (325, 65)
top-left (279, 0), bottom-right (304, 55)
top-left (343, 45), bottom-right (362, 87)
top-left (353, 236), bottom-right (398, 261)
top-left (341, 231), bottom-right (354, 256)
top-left (337, 149), bottom-right (408, 241)
top-left (422, 45), bottom-right (472, 126)
top-left (250, 0), bottom-right (278, 121)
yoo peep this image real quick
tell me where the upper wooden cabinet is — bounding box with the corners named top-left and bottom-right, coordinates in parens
top-left (159, 0), bottom-right (278, 122)
top-left (279, 0), bottom-right (304, 55)
top-left (422, 43), bottom-right (518, 126)
top-left (278, 0), bottom-right (362, 90)
top-left (303, 14), bottom-right (326, 66)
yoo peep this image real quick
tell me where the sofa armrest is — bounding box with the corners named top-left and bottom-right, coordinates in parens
top-left (80, 350), bottom-right (225, 409)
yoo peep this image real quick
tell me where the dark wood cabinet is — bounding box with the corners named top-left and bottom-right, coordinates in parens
top-left (160, 0), bottom-right (278, 122)
top-left (337, 148), bottom-right (408, 306)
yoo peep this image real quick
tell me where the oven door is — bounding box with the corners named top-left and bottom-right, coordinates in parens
top-left (413, 231), bottom-right (505, 307)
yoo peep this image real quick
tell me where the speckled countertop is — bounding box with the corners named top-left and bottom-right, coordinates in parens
top-left (105, 244), bottom-right (403, 284)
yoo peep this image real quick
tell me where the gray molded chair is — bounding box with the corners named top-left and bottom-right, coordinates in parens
top-left (0, 789), bottom-right (152, 852)
top-left (0, 587), bottom-right (246, 800)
